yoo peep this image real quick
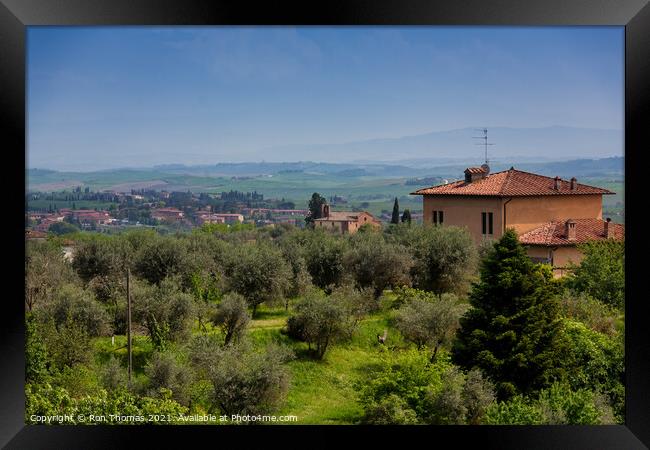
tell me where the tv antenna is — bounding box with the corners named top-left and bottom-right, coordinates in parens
top-left (473, 128), bottom-right (495, 165)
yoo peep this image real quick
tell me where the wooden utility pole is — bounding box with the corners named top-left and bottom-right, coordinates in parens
top-left (127, 267), bottom-right (132, 384)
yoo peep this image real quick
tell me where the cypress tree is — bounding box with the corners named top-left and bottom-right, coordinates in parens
top-left (451, 229), bottom-right (566, 400)
top-left (391, 198), bottom-right (400, 224)
top-left (401, 209), bottom-right (412, 225)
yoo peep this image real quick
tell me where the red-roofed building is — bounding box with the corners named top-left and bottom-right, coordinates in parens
top-left (313, 204), bottom-right (381, 233)
top-left (411, 165), bottom-right (622, 275)
top-left (519, 218), bottom-right (624, 276)
top-left (151, 207), bottom-right (184, 223)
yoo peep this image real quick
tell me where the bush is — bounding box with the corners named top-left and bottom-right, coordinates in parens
top-left (303, 229), bottom-right (349, 291)
top-left (394, 293), bottom-right (467, 361)
top-left (203, 343), bottom-right (294, 416)
top-left (407, 225), bottom-right (477, 296)
top-left (132, 277), bottom-right (195, 348)
top-left (40, 283), bottom-right (112, 337)
top-left (484, 383), bottom-right (616, 425)
top-left (286, 291), bottom-right (355, 360)
top-left (25, 383), bottom-right (188, 424)
top-left (559, 289), bottom-right (618, 336)
top-left (343, 233), bottom-right (412, 298)
top-left (134, 236), bottom-right (189, 285)
top-left (361, 394), bottom-right (419, 424)
top-left (357, 348), bottom-right (451, 421)
top-left (224, 242), bottom-right (291, 317)
top-left (565, 240), bottom-right (624, 310)
top-left (100, 356), bottom-right (128, 391)
top-left (212, 293), bottom-right (251, 345)
top-left (144, 352), bottom-right (193, 406)
top-left (421, 367), bottom-right (495, 424)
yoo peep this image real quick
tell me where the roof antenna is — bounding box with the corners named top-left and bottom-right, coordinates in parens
top-left (473, 128), bottom-right (495, 168)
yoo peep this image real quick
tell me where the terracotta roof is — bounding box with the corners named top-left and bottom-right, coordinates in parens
top-left (465, 167), bottom-right (487, 174)
top-left (314, 211), bottom-right (379, 222)
top-left (519, 218), bottom-right (624, 246)
top-left (411, 168), bottom-right (614, 197)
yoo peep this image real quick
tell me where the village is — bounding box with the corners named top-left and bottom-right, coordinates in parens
top-left (26, 163), bottom-right (623, 277)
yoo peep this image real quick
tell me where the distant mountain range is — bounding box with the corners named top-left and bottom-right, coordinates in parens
top-left (27, 156), bottom-right (624, 193)
top-left (260, 126), bottom-right (622, 163)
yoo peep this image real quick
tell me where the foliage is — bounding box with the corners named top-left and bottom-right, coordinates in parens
top-left (286, 291), bottom-right (355, 360)
top-left (39, 316), bottom-right (93, 369)
top-left (401, 209), bottom-right (412, 225)
top-left (561, 319), bottom-right (624, 419)
top-left (132, 277), bottom-right (195, 347)
top-left (48, 221), bottom-right (80, 236)
top-left (26, 313), bottom-right (49, 383)
top-left (223, 242), bottom-right (291, 317)
top-left (25, 240), bottom-right (78, 311)
top-left (191, 342), bottom-right (294, 416)
top-left (25, 383), bottom-right (187, 424)
top-left (394, 293), bottom-right (467, 361)
top-left (421, 367), bottom-right (495, 424)
top-left (361, 394), bottom-right (419, 424)
top-left (357, 349), bottom-right (450, 422)
top-left (302, 229), bottom-right (349, 292)
top-left (484, 382), bottom-right (616, 425)
top-left (391, 197), bottom-right (400, 224)
top-left (344, 232), bottom-right (413, 298)
top-left (100, 356), bottom-right (128, 391)
top-left (134, 236), bottom-right (189, 285)
top-left (72, 235), bottom-right (133, 283)
top-left (212, 293), bottom-right (251, 345)
top-left (144, 351), bottom-right (193, 406)
top-left (305, 192), bottom-right (327, 226)
top-left (452, 229), bottom-right (566, 400)
top-left (408, 225), bottom-right (477, 296)
top-left (39, 283), bottom-right (112, 337)
top-left (565, 240), bottom-right (625, 309)
top-left (559, 289), bottom-right (618, 336)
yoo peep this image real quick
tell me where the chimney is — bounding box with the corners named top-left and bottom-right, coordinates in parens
top-left (565, 219), bottom-right (576, 241)
top-left (554, 176), bottom-right (561, 191)
top-left (605, 217), bottom-right (611, 238)
top-left (570, 177), bottom-right (577, 190)
top-left (464, 167), bottom-right (488, 183)
top-left (323, 204), bottom-right (330, 218)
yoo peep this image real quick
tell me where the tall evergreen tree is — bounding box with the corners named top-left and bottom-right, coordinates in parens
top-left (391, 198), bottom-right (400, 224)
top-left (401, 209), bottom-right (412, 225)
top-left (305, 193), bottom-right (327, 227)
top-left (451, 229), bottom-right (566, 400)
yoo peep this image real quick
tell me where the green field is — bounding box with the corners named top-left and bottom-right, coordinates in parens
top-left (91, 297), bottom-right (411, 424)
top-left (26, 167), bottom-right (624, 222)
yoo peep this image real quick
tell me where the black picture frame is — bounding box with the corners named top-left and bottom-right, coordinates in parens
top-left (2, 0), bottom-right (648, 448)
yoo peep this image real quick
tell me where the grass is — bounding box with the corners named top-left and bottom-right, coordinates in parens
top-left (245, 301), bottom-right (404, 424)
top-left (85, 294), bottom-right (413, 424)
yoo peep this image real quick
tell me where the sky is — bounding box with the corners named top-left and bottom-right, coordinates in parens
top-left (27, 26), bottom-right (624, 171)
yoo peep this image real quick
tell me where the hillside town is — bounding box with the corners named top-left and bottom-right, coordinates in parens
top-left (26, 164), bottom-right (623, 279)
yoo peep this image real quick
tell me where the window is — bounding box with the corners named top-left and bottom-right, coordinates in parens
top-left (482, 212), bottom-right (494, 235)
top-left (433, 210), bottom-right (444, 225)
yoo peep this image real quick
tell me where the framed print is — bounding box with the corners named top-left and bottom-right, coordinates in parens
top-left (2, 0), bottom-right (649, 448)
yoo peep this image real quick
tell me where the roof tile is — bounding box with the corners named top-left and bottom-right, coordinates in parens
top-left (411, 168), bottom-right (614, 197)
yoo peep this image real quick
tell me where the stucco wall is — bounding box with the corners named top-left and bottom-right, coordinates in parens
top-left (505, 195), bottom-right (602, 235)
top-left (422, 196), bottom-right (504, 244)
top-left (525, 245), bottom-right (583, 277)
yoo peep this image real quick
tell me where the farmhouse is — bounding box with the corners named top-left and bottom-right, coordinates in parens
top-left (313, 204), bottom-right (381, 234)
top-left (151, 207), bottom-right (184, 223)
top-left (411, 165), bottom-right (623, 275)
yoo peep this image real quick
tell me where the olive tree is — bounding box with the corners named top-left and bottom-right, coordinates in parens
top-left (394, 291), bottom-right (467, 361)
top-left (223, 242), bottom-right (291, 318)
top-left (344, 232), bottom-right (412, 298)
top-left (212, 293), bottom-right (251, 345)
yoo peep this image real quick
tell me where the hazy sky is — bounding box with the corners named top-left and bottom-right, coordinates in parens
top-left (27, 26), bottom-right (624, 170)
